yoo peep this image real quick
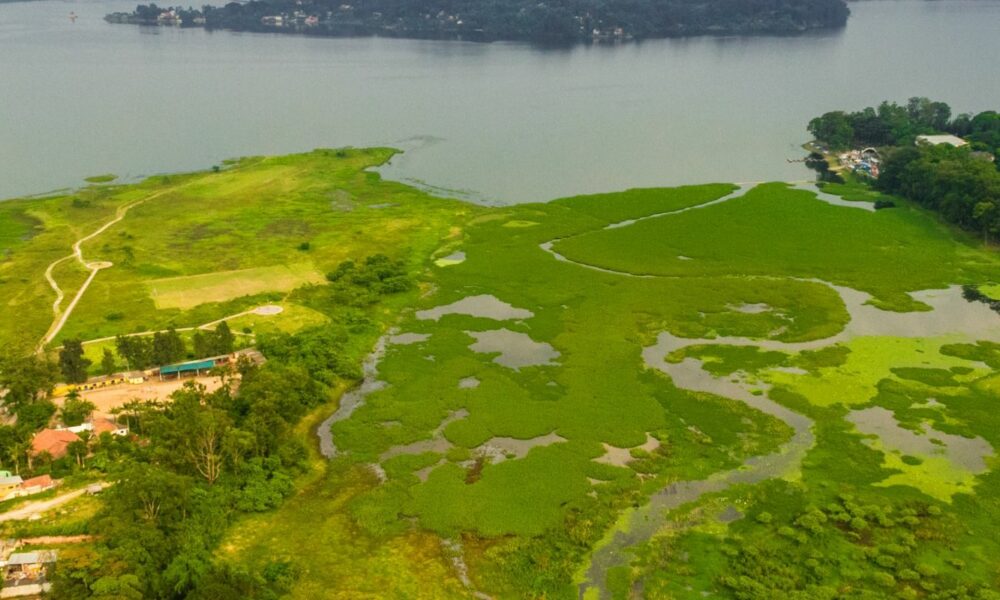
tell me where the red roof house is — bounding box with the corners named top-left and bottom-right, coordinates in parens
top-left (91, 417), bottom-right (127, 436)
top-left (31, 429), bottom-right (80, 459)
top-left (20, 474), bottom-right (55, 491)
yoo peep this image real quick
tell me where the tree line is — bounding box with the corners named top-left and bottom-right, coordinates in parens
top-left (106, 0), bottom-right (850, 42)
top-left (56, 322), bottom-right (237, 385)
top-left (807, 98), bottom-right (1000, 243)
top-left (877, 143), bottom-right (1000, 243)
top-left (808, 97), bottom-right (1000, 156)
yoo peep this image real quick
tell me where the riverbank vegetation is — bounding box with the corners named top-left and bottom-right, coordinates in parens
top-left (808, 98), bottom-right (1000, 243)
top-left (105, 0), bottom-right (849, 43)
top-left (2, 148), bottom-right (1000, 598)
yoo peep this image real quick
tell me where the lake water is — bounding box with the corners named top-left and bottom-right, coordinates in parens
top-left (1, 0), bottom-right (998, 203)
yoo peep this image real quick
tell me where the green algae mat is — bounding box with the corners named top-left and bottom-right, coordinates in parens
top-left (6, 150), bottom-right (1000, 599)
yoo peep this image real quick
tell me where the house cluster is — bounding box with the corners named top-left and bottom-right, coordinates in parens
top-left (30, 417), bottom-right (128, 462)
top-left (0, 473), bottom-right (57, 503)
top-left (0, 541), bottom-right (57, 598)
top-left (591, 27), bottom-right (629, 41)
top-left (837, 148), bottom-right (881, 178)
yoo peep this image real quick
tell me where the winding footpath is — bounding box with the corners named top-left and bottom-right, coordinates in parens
top-left (38, 189), bottom-right (173, 352)
top-left (59, 304), bottom-right (284, 350)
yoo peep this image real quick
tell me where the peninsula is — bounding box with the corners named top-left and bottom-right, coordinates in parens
top-left (105, 0), bottom-right (850, 43)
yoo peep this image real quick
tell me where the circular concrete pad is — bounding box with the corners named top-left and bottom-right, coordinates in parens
top-left (254, 304), bottom-right (284, 316)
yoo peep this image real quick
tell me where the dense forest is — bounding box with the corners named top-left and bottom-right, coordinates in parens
top-left (808, 98), bottom-right (1000, 243)
top-left (105, 0), bottom-right (850, 42)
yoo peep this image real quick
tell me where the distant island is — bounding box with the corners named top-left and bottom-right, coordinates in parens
top-left (105, 0), bottom-right (850, 43)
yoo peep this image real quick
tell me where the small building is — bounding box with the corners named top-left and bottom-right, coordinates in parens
top-left (63, 417), bottom-right (128, 437)
top-left (916, 134), bottom-right (967, 148)
top-left (2, 550), bottom-right (56, 597)
top-left (0, 476), bottom-right (22, 500)
top-left (30, 429), bottom-right (80, 460)
top-left (92, 417), bottom-right (129, 437)
top-left (17, 475), bottom-right (55, 496)
top-left (157, 358), bottom-right (217, 381)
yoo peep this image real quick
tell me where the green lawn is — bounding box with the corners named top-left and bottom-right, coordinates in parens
top-left (553, 183), bottom-right (999, 311)
top-left (148, 263), bottom-right (325, 310)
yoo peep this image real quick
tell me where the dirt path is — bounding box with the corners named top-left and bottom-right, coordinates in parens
top-left (38, 189), bottom-right (175, 351)
top-left (0, 484), bottom-right (106, 523)
top-left (18, 535), bottom-right (95, 545)
top-left (63, 304), bottom-right (283, 349)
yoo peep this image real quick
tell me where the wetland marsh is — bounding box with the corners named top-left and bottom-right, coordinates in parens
top-left (5, 149), bottom-right (1000, 598)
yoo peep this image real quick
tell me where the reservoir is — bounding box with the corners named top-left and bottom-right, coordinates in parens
top-left (1, 0), bottom-right (998, 203)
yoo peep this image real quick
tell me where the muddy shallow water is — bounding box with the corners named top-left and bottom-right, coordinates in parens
top-left (467, 328), bottom-right (560, 370)
top-left (416, 294), bottom-right (533, 321)
top-left (578, 330), bottom-right (816, 598)
top-left (847, 406), bottom-right (993, 473)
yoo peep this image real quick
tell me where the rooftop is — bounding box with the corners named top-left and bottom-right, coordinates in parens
top-left (5, 550), bottom-right (57, 566)
top-left (31, 429), bottom-right (80, 458)
top-left (916, 134), bottom-right (968, 147)
top-left (159, 358), bottom-right (216, 375)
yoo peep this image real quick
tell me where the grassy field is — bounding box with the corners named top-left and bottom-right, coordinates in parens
top-left (553, 182), bottom-right (999, 311)
top-left (148, 263), bottom-right (325, 310)
top-left (0, 149), bottom-right (475, 349)
top-left (5, 151), bottom-right (1000, 598)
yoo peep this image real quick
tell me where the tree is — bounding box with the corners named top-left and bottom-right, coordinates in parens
top-left (192, 331), bottom-right (211, 359)
top-left (973, 201), bottom-right (997, 243)
top-left (808, 111), bottom-right (853, 149)
top-left (101, 348), bottom-right (117, 376)
top-left (0, 353), bottom-right (58, 408)
top-left (90, 574), bottom-right (145, 600)
top-left (60, 390), bottom-right (96, 427)
top-left (58, 339), bottom-right (92, 384)
top-left (15, 400), bottom-right (56, 433)
top-left (151, 328), bottom-right (186, 366)
top-left (104, 462), bottom-right (192, 524)
top-left (214, 322), bottom-right (235, 355)
top-left (115, 335), bottom-right (152, 371)
top-left (156, 384), bottom-right (232, 484)
top-left (0, 427), bottom-right (22, 473)
top-left (67, 438), bottom-right (88, 468)
top-left (113, 399), bottom-right (160, 436)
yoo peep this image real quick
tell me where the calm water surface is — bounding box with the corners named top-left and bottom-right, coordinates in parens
top-left (1, 0), bottom-right (998, 203)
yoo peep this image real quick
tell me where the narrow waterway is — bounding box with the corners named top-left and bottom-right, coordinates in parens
top-left (578, 331), bottom-right (815, 598)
